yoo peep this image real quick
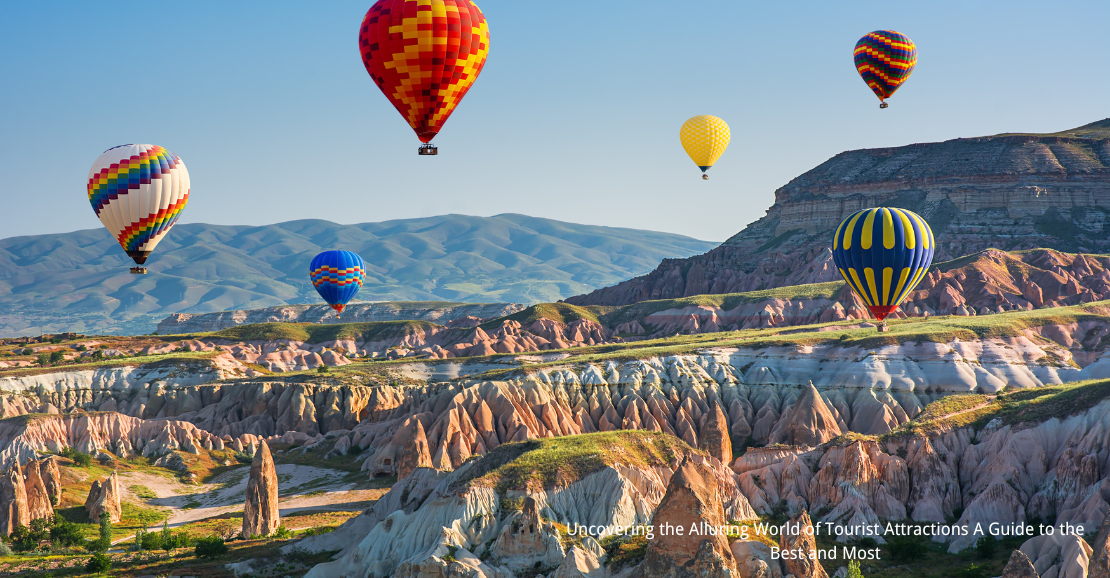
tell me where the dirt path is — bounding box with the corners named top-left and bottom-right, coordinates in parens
top-left (112, 464), bottom-right (383, 544)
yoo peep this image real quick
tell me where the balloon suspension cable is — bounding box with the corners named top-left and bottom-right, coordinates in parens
top-left (130, 267), bottom-right (148, 275)
top-left (702, 174), bottom-right (709, 180)
top-left (879, 102), bottom-right (889, 109)
top-left (418, 143), bottom-right (438, 156)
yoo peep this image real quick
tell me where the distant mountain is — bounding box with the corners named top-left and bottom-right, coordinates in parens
top-left (0, 214), bottom-right (715, 336)
top-left (568, 118), bottom-right (1110, 306)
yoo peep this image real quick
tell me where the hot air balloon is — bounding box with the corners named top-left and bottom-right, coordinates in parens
top-left (680, 116), bottom-right (730, 180)
top-left (310, 250), bottom-right (366, 319)
top-left (87, 144), bottom-right (190, 274)
top-left (358, 0), bottom-right (490, 155)
top-left (853, 30), bottom-right (917, 109)
top-left (831, 207), bottom-right (934, 330)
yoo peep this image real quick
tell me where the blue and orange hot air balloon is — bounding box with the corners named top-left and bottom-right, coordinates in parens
top-left (310, 251), bottom-right (366, 318)
top-left (831, 208), bottom-right (934, 326)
top-left (854, 31), bottom-right (917, 109)
top-left (358, 0), bottom-right (490, 155)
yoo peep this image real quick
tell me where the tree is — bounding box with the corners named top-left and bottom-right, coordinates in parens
top-left (161, 520), bottom-right (174, 552)
top-left (194, 536), bottom-right (228, 559)
top-left (49, 350), bottom-right (65, 364)
top-left (87, 512), bottom-right (112, 552)
top-left (36, 353), bottom-right (50, 366)
top-left (846, 559), bottom-right (865, 578)
top-left (975, 535), bottom-right (996, 559)
top-left (85, 552), bottom-right (111, 574)
top-left (317, 364), bottom-right (330, 373)
top-left (49, 515), bottom-right (86, 548)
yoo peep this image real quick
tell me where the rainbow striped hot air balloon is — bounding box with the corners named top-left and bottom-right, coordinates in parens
top-left (87, 144), bottom-right (190, 274)
top-left (853, 30), bottom-right (917, 108)
top-left (831, 207), bottom-right (934, 325)
top-left (310, 250), bottom-right (366, 318)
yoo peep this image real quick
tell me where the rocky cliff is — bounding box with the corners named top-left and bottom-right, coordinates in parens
top-left (156, 302), bottom-right (526, 334)
top-left (568, 119), bottom-right (1110, 306)
top-left (242, 441), bottom-right (279, 538)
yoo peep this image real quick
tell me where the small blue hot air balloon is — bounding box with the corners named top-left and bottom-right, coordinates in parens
top-left (309, 250), bottom-right (366, 318)
top-left (831, 207), bottom-right (934, 325)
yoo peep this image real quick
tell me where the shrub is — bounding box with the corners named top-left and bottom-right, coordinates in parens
top-left (271, 526), bottom-right (294, 539)
top-left (37, 354), bottom-right (50, 366)
top-left (92, 349), bottom-right (104, 359)
top-left (975, 535), bottom-right (996, 559)
top-left (194, 536), bottom-right (228, 559)
top-left (846, 559), bottom-right (865, 578)
top-left (139, 530), bottom-right (163, 551)
top-left (317, 364), bottom-right (330, 374)
top-left (21, 348), bottom-right (34, 356)
top-left (0, 539), bottom-right (11, 556)
top-left (49, 350), bottom-right (65, 364)
top-left (60, 447), bottom-right (91, 467)
top-left (886, 535), bottom-right (927, 562)
top-left (76, 344), bottom-right (87, 352)
top-left (85, 552), bottom-right (111, 574)
top-left (49, 516), bottom-right (86, 548)
top-left (953, 563), bottom-right (989, 578)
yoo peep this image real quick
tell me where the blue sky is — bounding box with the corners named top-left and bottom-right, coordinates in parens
top-left (1, 0), bottom-right (1107, 243)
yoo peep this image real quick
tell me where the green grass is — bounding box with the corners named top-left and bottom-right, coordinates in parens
top-left (480, 302), bottom-right (610, 330)
top-left (449, 431), bottom-right (695, 495)
top-left (0, 351), bottom-right (219, 378)
top-left (128, 485), bottom-right (157, 500)
top-left (599, 281), bottom-right (846, 328)
top-left (209, 320), bottom-right (442, 344)
top-left (886, 378), bottom-right (1110, 438)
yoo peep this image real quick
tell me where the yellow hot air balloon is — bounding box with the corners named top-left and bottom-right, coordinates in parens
top-left (680, 115), bottom-right (730, 180)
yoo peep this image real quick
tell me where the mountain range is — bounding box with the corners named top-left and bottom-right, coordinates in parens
top-left (568, 118), bottom-right (1110, 306)
top-left (0, 214), bottom-right (715, 336)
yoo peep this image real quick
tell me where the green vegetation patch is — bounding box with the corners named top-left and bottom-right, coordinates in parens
top-left (450, 431), bottom-right (695, 494)
top-left (600, 281), bottom-right (846, 328)
top-left (481, 302), bottom-right (609, 330)
top-left (210, 320), bottom-right (442, 344)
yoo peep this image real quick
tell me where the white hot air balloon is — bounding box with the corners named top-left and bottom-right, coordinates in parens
top-left (87, 144), bottom-right (190, 274)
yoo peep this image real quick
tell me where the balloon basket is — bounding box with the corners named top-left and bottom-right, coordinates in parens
top-left (130, 267), bottom-right (148, 275)
top-left (877, 323), bottom-right (890, 332)
top-left (418, 144), bottom-right (438, 156)
top-left (879, 102), bottom-right (889, 109)
top-left (702, 174), bottom-right (709, 180)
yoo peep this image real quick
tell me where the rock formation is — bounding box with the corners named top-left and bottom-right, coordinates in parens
top-left (779, 510), bottom-right (828, 578)
top-left (85, 471), bottom-right (121, 523)
top-left (38, 457), bottom-right (61, 506)
top-left (394, 417), bottom-right (434, 481)
top-left (490, 497), bottom-right (565, 571)
top-left (1020, 533), bottom-right (1091, 578)
top-left (700, 402), bottom-right (732, 464)
top-left (768, 383), bottom-right (843, 447)
top-left (0, 463), bottom-right (28, 536)
top-left (634, 457), bottom-right (737, 578)
top-left (243, 441), bottom-right (280, 538)
top-left (1092, 515), bottom-right (1110, 578)
top-left (1002, 549), bottom-right (1040, 578)
top-left (23, 458), bottom-right (53, 521)
top-left (568, 119), bottom-right (1110, 306)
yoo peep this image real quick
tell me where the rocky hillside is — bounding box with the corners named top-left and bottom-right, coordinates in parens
top-left (568, 119), bottom-right (1110, 306)
top-left (0, 214), bottom-right (714, 336)
top-left (156, 301), bottom-right (526, 334)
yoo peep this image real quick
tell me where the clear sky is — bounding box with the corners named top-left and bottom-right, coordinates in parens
top-left (1, 0), bottom-right (1107, 243)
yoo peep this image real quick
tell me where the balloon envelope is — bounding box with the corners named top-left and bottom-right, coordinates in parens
top-left (853, 31), bottom-right (917, 104)
top-left (87, 144), bottom-right (190, 265)
top-left (358, 0), bottom-right (490, 143)
top-left (310, 250), bottom-right (366, 315)
top-left (680, 116), bottom-right (731, 175)
top-left (831, 207), bottom-right (934, 321)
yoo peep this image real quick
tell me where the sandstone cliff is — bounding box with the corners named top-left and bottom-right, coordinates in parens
top-left (243, 441), bottom-right (280, 538)
top-left (0, 463), bottom-right (28, 536)
top-left (568, 119), bottom-right (1110, 306)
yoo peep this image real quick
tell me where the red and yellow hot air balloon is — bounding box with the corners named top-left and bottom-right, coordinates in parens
top-left (358, 0), bottom-right (490, 155)
top-left (853, 30), bottom-right (917, 109)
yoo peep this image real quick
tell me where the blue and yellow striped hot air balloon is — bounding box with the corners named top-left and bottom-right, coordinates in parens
top-left (831, 207), bottom-right (934, 323)
top-left (310, 250), bottom-right (366, 318)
